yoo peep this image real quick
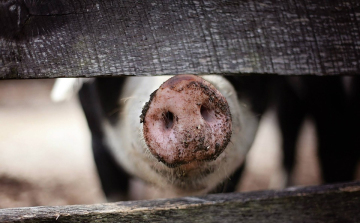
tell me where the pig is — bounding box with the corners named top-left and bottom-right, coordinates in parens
top-left (53, 74), bottom-right (360, 201)
top-left (73, 75), bottom-right (272, 201)
top-left (276, 76), bottom-right (360, 185)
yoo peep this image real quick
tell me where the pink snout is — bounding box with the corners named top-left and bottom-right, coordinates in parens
top-left (140, 75), bottom-right (232, 167)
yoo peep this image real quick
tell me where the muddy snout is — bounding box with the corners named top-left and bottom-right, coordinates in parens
top-left (141, 75), bottom-right (232, 167)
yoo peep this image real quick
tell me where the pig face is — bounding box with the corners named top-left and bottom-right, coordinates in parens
top-left (102, 75), bottom-right (258, 196)
top-left (141, 75), bottom-right (232, 167)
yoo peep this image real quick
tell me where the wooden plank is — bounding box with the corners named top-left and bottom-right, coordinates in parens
top-left (0, 181), bottom-right (359, 222)
top-left (0, 0), bottom-right (359, 79)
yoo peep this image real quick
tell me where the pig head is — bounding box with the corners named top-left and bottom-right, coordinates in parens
top-left (97, 75), bottom-right (258, 198)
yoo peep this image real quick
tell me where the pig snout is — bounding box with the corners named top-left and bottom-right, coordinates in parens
top-left (140, 75), bottom-right (232, 167)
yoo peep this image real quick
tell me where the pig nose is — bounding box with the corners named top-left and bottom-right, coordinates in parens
top-left (141, 75), bottom-right (232, 167)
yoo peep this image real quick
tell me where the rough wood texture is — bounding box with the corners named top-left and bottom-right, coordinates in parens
top-left (0, 0), bottom-right (359, 79)
top-left (0, 181), bottom-right (359, 222)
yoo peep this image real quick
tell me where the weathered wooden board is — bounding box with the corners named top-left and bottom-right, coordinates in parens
top-left (0, 181), bottom-right (359, 222)
top-left (0, 0), bottom-right (359, 79)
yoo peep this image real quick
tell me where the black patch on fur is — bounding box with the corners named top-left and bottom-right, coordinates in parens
top-left (79, 79), bottom-right (130, 201)
top-left (96, 77), bottom-right (127, 126)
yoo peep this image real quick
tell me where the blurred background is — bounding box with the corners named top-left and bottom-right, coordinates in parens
top-left (0, 79), bottom-right (359, 208)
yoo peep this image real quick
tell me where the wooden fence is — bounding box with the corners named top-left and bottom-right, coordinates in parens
top-left (1, 0), bottom-right (359, 78)
top-left (1, 0), bottom-right (359, 222)
top-left (0, 181), bottom-right (360, 222)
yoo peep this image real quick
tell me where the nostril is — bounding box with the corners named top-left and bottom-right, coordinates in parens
top-left (200, 105), bottom-right (215, 123)
top-left (162, 111), bottom-right (174, 129)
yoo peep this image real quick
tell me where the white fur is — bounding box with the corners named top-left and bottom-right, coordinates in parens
top-left (50, 78), bottom-right (93, 102)
top-left (103, 76), bottom-right (259, 197)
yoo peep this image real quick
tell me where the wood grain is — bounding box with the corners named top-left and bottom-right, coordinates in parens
top-left (0, 0), bottom-right (359, 79)
top-left (0, 181), bottom-right (359, 222)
